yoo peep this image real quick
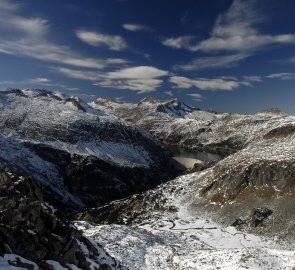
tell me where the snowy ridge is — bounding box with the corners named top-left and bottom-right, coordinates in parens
top-left (91, 96), bottom-right (295, 157)
top-left (0, 88), bottom-right (172, 167)
top-left (0, 89), bottom-right (180, 208)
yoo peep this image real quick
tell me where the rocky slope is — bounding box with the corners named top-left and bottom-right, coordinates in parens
top-left (76, 106), bottom-right (295, 269)
top-left (91, 97), bottom-right (293, 157)
top-left (1, 91), bottom-right (295, 269)
top-left (0, 168), bottom-right (127, 269)
top-left (0, 89), bottom-right (182, 209)
top-left (77, 170), bottom-right (295, 270)
top-left (0, 89), bottom-right (183, 269)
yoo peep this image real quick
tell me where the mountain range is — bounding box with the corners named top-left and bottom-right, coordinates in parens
top-left (0, 89), bottom-right (295, 269)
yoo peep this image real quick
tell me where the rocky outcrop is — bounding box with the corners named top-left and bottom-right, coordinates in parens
top-left (0, 169), bottom-right (125, 269)
top-left (231, 207), bottom-right (273, 229)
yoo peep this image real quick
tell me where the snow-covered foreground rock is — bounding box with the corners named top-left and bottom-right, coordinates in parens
top-left (76, 172), bottom-right (295, 270)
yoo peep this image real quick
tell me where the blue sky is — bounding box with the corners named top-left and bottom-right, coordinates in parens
top-left (1, 0), bottom-right (295, 113)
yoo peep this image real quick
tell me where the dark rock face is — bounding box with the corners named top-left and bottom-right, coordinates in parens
top-left (250, 208), bottom-right (273, 227)
top-left (0, 169), bottom-right (124, 269)
top-left (25, 142), bottom-right (181, 208)
top-left (200, 159), bottom-right (295, 204)
top-left (77, 180), bottom-right (182, 225)
top-left (231, 208), bottom-right (273, 230)
top-left (263, 124), bottom-right (295, 139)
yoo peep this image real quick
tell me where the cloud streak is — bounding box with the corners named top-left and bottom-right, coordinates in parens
top-left (56, 66), bottom-right (169, 93)
top-left (170, 76), bottom-right (240, 91)
top-left (174, 53), bottom-right (249, 71)
top-left (76, 30), bottom-right (127, 51)
top-left (266, 73), bottom-right (295, 80)
top-left (0, 2), bottom-right (128, 70)
top-left (187, 93), bottom-right (203, 101)
top-left (122, 23), bottom-right (152, 32)
top-left (169, 75), bottom-right (261, 91)
top-left (162, 0), bottom-right (295, 53)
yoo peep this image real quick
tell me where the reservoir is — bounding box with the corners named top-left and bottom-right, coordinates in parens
top-left (171, 147), bottom-right (222, 169)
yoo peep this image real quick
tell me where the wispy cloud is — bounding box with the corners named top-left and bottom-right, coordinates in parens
top-left (95, 78), bottom-right (163, 93)
top-left (162, 36), bottom-right (194, 50)
top-left (27, 77), bottom-right (51, 84)
top-left (170, 76), bottom-right (240, 91)
top-left (162, 0), bottom-right (295, 53)
top-left (164, 91), bottom-right (173, 97)
top-left (0, 0), bottom-right (20, 11)
top-left (54, 67), bottom-right (100, 81)
top-left (187, 93), bottom-right (204, 101)
top-left (76, 30), bottom-right (127, 51)
top-left (122, 23), bottom-right (152, 32)
top-left (96, 66), bottom-right (168, 93)
top-left (56, 66), bottom-right (169, 93)
top-left (169, 75), bottom-right (262, 91)
top-left (243, 75), bottom-right (262, 82)
top-left (0, 76), bottom-right (80, 92)
top-left (266, 72), bottom-right (295, 80)
top-left (0, 2), bottom-right (128, 70)
top-left (174, 53), bottom-right (249, 71)
top-left (107, 66), bottom-right (168, 79)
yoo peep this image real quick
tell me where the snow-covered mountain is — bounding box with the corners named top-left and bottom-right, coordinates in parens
top-left (0, 89), bottom-right (181, 208)
top-left (1, 91), bottom-right (295, 269)
top-left (74, 96), bottom-right (295, 269)
top-left (0, 89), bottom-right (183, 269)
top-left (91, 97), bottom-right (294, 157)
top-left (77, 166), bottom-right (295, 270)
top-left (77, 126), bottom-right (295, 269)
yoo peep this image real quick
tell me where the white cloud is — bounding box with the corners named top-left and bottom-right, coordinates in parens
top-left (54, 67), bottom-right (101, 81)
top-left (96, 66), bottom-right (168, 93)
top-left (266, 73), bottom-right (295, 80)
top-left (122, 23), bottom-right (152, 32)
top-left (94, 78), bottom-right (163, 93)
top-left (107, 66), bottom-right (168, 79)
top-left (169, 76), bottom-right (240, 91)
top-left (76, 30), bottom-right (127, 51)
top-left (162, 36), bottom-right (194, 50)
top-left (0, 0), bottom-right (19, 11)
top-left (174, 53), bottom-right (249, 71)
top-left (0, 77), bottom-right (80, 92)
top-left (187, 93), bottom-right (203, 101)
top-left (164, 91), bottom-right (173, 96)
top-left (0, 3), bottom-right (128, 70)
top-left (243, 75), bottom-right (262, 82)
top-left (162, 0), bottom-right (295, 53)
top-left (27, 77), bottom-right (51, 84)
top-left (55, 66), bottom-right (169, 93)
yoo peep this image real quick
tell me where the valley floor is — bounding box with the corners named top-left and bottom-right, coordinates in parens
top-left (76, 172), bottom-right (295, 270)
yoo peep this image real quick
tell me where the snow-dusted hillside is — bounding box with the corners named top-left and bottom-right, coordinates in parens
top-left (91, 97), bottom-right (295, 157)
top-left (0, 89), bottom-right (184, 269)
top-left (76, 109), bottom-right (295, 269)
top-left (1, 91), bottom-right (295, 269)
top-left (0, 89), bottom-right (181, 207)
top-left (77, 170), bottom-right (295, 270)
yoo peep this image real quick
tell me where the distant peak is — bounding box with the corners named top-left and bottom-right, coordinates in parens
top-left (4, 88), bottom-right (65, 101)
top-left (259, 107), bottom-right (286, 115)
top-left (138, 96), bottom-right (159, 105)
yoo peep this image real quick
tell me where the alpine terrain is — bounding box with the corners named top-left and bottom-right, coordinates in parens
top-left (1, 91), bottom-right (295, 269)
